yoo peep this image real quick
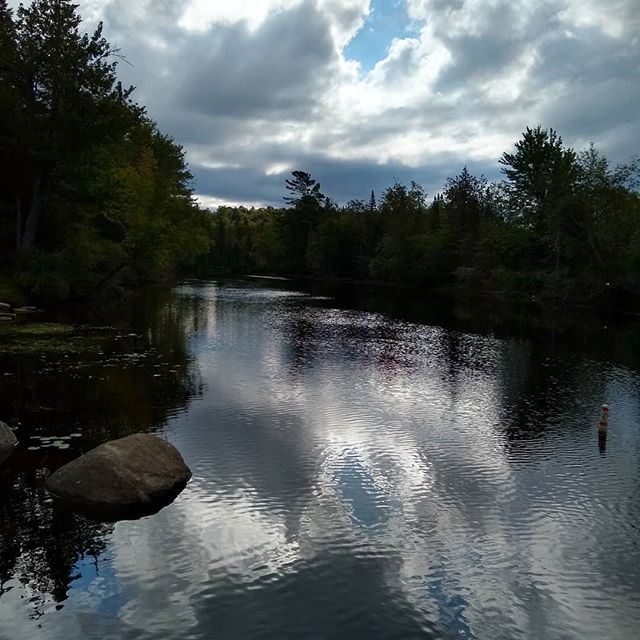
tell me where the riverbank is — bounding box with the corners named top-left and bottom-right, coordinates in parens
top-left (238, 269), bottom-right (637, 322)
top-left (5, 261), bottom-right (638, 341)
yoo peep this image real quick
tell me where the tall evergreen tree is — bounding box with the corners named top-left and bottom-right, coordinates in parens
top-left (283, 170), bottom-right (324, 206)
top-left (444, 167), bottom-right (496, 266)
top-left (0, 0), bottom-right (20, 256)
top-left (280, 171), bottom-right (326, 273)
top-left (499, 126), bottom-right (579, 270)
top-left (13, 0), bottom-right (122, 251)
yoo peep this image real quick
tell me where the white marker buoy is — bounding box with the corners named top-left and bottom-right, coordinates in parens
top-left (599, 404), bottom-right (609, 431)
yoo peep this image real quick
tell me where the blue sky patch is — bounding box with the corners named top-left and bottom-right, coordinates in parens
top-left (344, 0), bottom-right (419, 73)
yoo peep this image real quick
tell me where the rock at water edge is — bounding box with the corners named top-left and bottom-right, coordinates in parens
top-left (45, 433), bottom-right (192, 520)
top-left (0, 421), bottom-right (18, 465)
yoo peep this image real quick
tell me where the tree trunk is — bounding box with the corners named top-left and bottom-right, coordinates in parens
top-left (15, 195), bottom-right (22, 254)
top-left (21, 177), bottom-right (48, 253)
top-left (82, 263), bottom-right (129, 301)
top-left (564, 208), bottom-right (605, 270)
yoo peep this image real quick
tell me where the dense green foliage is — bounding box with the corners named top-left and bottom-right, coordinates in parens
top-left (1, 3), bottom-right (638, 309)
top-left (204, 127), bottom-right (639, 307)
top-left (0, 0), bottom-right (209, 301)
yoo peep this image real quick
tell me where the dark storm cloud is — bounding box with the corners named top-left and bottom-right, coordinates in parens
top-left (193, 152), bottom-right (496, 207)
top-left (306, 155), bottom-right (499, 202)
top-left (407, 0), bottom-right (640, 164)
top-left (179, 2), bottom-right (338, 119)
top-left (433, 2), bottom-right (540, 91)
top-left (530, 27), bottom-right (640, 157)
top-left (74, 0), bottom-right (354, 194)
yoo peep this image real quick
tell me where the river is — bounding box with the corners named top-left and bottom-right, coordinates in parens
top-left (1, 279), bottom-right (639, 639)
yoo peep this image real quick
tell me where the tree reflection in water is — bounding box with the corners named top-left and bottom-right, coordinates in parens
top-left (0, 287), bottom-right (205, 614)
top-left (0, 460), bottom-right (112, 615)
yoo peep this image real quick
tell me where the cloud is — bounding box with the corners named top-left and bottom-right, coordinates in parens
top-left (178, 3), bottom-right (338, 120)
top-left (7, 0), bottom-right (640, 206)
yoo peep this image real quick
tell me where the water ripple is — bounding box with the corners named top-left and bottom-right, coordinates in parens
top-left (2, 281), bottom-right (640, 639)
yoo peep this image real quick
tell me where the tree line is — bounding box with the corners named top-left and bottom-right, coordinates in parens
top-left (203, 128), bottom-right (639, 307)
top-left (0, 0), bottom-right (209, 302)
top-left (1, 2), bottom-right (638, 308)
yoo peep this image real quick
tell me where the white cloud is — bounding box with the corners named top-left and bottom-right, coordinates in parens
top-left (195, 194), bottom-right (266, 210)
top-left (179, 0), bottom-right (302, 32)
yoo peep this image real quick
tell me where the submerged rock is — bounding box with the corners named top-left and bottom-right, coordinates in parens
top-left (0, 421), bottom-right (18, 464)
top-left (45, 433), bottom-right (191, 520)
top-left (0, 302), bottom-right (12, 313)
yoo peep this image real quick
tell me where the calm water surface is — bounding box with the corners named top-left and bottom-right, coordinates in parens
top-left (1, 280), bottom-right (640, 639)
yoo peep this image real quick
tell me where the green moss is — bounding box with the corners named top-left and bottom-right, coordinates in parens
top-left (0, 323), bottom-right (110, 354)
top-left (7, 323), bottom-right (74, 336)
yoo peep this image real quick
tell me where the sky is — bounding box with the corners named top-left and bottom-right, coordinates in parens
top-left (8, 0), bottom-right (640, 207)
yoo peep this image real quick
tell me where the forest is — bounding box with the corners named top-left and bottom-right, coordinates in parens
top-left (1, 1), bottom-right (639, 309)
top-left (0, 0), bottom-right (209, 303)
top-left (204, 132), bottom-right (640, 308)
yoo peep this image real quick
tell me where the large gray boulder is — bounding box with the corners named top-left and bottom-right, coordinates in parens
top-left (45, 433), bottom-right (191, 520)
top-left (0, 421), bottom-right (18, 465)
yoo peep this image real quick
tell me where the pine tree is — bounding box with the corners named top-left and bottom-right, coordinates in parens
top-left (283, 170), bottom-right (324, 206)
top-left (14, 0), bottom-right (121, 251)
top-left (0, 0), bottom-right (19, 252)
